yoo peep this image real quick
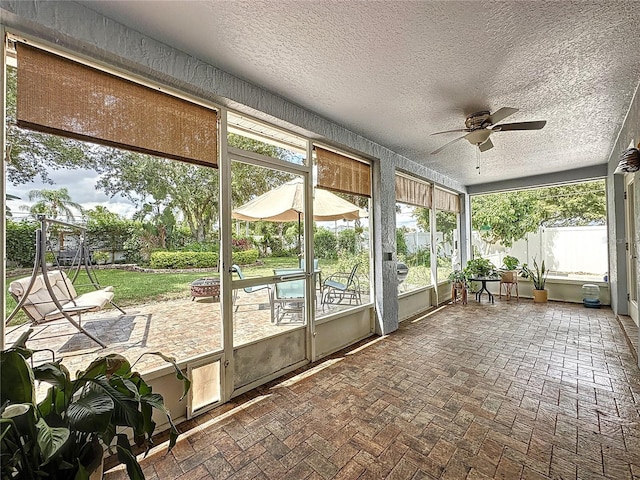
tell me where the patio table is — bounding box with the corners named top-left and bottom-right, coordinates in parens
top-left (469, 276), bottom-right (500, 304)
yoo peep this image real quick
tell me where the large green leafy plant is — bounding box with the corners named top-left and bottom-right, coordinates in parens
top-left (463, 257), bottom-right (497, 278)
top-left (501, 255), bottom-right (520, 271)
top-left (0, 332), bottom-right (190, 479)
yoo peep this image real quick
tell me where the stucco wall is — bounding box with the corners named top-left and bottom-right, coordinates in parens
top-left (606, 80), bottom-right (640, 316)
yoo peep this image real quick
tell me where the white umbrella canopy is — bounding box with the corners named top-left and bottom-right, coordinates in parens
top-left (232, 178), bottom-right (366, 222)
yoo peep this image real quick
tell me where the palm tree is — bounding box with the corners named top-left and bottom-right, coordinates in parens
top-left (22, 187), bottom-right (83, 220)
top-left (5, 193), bottom-right (19, 217)
top-left (20, 188), bottom-right (83, 250)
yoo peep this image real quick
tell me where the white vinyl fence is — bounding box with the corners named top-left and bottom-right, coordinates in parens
top-left (471, 225), bottom-right (608, 279)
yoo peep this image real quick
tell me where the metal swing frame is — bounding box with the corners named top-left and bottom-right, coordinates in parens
top-left (5, 215), bottom-right (126, 348)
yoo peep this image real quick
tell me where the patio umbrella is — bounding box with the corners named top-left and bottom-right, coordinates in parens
top-left (232, 178), bottom-right (366, 252)
top-left (232, 178), bottom-right (366, 222)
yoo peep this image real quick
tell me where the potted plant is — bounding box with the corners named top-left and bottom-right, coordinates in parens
top-left (0, 331), bottom-right (191, 479)
top-left (463, 257), bottom-right (497, 279)
top-left (500, 255), bottom-right (520, 284)
top-left (521, 257), bottom-right (548, 302)
top-left (501, 255), bottom-right (520, 271)
top-left (447, 269), bottom-right (467, 286)
top-left (447, 269), bottom-right (468, 304)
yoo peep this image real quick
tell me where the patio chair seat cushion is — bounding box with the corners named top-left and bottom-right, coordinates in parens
top-left (45, 287), bottom-right (114, 321)
top-left (9, 270), bottom-right (114, 322)
top-left (324, 279), bottom-right (348, 291)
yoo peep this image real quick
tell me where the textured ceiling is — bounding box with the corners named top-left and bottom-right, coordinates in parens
top-left (79, 0), bottom-right (640, 187)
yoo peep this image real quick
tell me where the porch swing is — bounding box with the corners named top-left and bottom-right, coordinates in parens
top-left (5, 215), bottom-right (126, 348)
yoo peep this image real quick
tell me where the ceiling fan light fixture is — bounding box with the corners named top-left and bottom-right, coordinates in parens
top-left (465, 129), bottom-right (491, 146)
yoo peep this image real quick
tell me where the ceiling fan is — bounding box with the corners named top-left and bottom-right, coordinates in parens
top-left (430, 107), bottom-right (546, 155)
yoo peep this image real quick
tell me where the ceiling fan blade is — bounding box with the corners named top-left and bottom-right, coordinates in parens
top-left (478, 138), bottom-right (494, 152)
top-left (488, 107), bottom-right (518, 125)
top-left (430, 135), bottom-right (466, 155)
top-left (493, 120), bottom-right (547, 131)
top-left (430, 128), bottom-right (470, 135)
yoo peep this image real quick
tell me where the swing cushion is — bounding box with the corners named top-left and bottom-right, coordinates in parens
top-left (9, 270), bottom-right (114, 322)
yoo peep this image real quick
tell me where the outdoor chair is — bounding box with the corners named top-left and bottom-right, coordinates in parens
top-left (9, 270), bottom-right (115, 324)
top-left (271, 269), bottom-right (306, 324)
top-left (231, 264), bottom-right (270, 312)
top-left (321, 263), bottom-right (362, 307)
top-left (8, 270), bottom-right (117, 347)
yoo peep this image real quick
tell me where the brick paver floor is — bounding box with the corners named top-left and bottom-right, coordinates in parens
top-left (105, 300), bottom-right (640, 479)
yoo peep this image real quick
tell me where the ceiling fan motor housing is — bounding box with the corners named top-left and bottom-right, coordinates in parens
top-left (464, 111), bottom-right (492, 130)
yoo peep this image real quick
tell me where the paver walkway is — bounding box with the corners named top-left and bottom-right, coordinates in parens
top-left (106, 300), bottom-right (640, 479)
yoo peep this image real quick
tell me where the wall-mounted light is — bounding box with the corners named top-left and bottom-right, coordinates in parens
top-left (614, 147), bottom-right (640, 174)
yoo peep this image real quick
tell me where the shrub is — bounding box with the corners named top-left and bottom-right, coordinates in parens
top-left (5, 219), bottom-right (37, 267)
top-left (270, 247), bottom-right (291, 257)
top-left (92, 251), bottom-right (110, 264)
top-left (123, 236), bottom-right (144, 265)
top-left (181, 241), bottom-right (218, 252)
top-left (231, 236), bottom-right (253, 252)
top-left (406, 247), bottom-right (430, 267)
top-left (150, 251), bottom-right (219, 269)
top-left (396, 229), bottom-right (409, 257)
top-left (337, 229), bottom-right (357, 255)
top-left (334, 250), bottom-right (371, 291)
top-left (232, 248), bottom-right (259, 265)
top-left (314, 228), bottom-right (337, 259)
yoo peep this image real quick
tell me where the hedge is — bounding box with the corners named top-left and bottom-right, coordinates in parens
top-left (232, 249), bottom-right (259, 265)
top-left (6, 220), bottom-right (38, 267)
top-left (149, 248), bottom-right (259, 269)
top-left (150, 251), bottom-right (219, 269)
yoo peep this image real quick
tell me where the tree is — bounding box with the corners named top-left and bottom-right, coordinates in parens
top-left (413, 208), bottom-right (458, 241)
top-left (94, 134), bottom-right (294, 243)
top-left (471, 180), bottom-right (606, 247)
top-left (471, 190), bottom-right (540, 247)
top-left (5, 66), bottom-right (115, 186)
top-left (20, 187), bottom-right (84, 250)
top-left (21, 187), bottom-right (83, 220)
top-left (85, 206), bottom-right (135, 263)
top-left (536, 182), bottom-right (606, 227)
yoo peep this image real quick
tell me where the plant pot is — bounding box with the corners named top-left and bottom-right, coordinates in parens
top-left (533, 289), bottom-right (548, 303)
top-left (500, 270), bottom-right (518, 283)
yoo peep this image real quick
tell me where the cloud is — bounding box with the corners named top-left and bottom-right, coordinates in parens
top-left (6, 167), bottom-right (138, 220)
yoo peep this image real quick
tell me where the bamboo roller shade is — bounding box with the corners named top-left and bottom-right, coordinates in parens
top-left (315, 147), bottom-right (371, 197)
top-left (16, 43), bottom-right (217, 167)
top-left (395, 175), bottom-right (432, 208)
top-left (433, 187), bottom-right (460, 213)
